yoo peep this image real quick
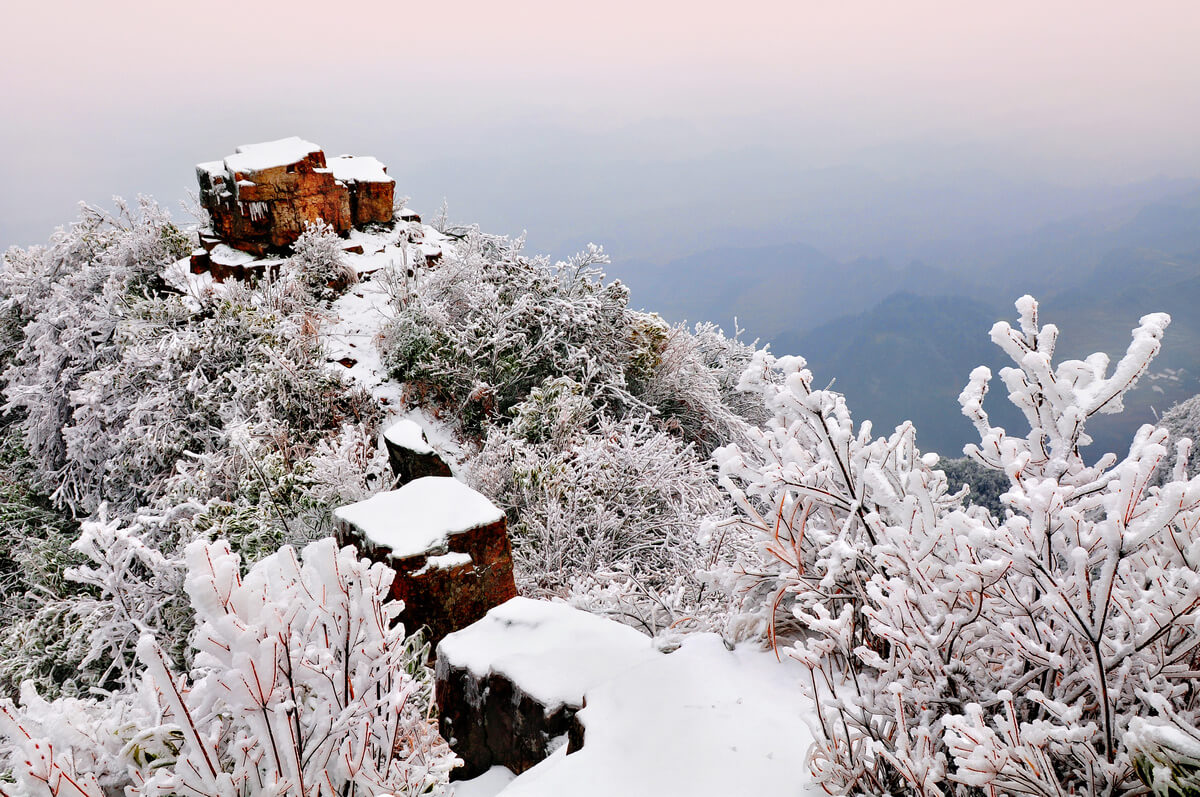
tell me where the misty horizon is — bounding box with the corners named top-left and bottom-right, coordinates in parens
top-left (5, 2), bottom-right (1200, 275)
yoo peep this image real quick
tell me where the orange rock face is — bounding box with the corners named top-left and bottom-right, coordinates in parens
top-left (197, 138), bottom-right (395, 256)
top-left (384, 518), bottom-right (519, 648)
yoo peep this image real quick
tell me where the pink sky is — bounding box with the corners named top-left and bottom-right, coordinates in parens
top-left (3, 0), bottom-right (1200, 248)
top-left (7, 1), bottom-right (1199, 141)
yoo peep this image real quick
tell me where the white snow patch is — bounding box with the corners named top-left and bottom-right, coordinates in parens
top-left (451, 766), bottom-right (517, 797)
top-left (322, 266), bottom-right (403, 404)
top-left (196, 160), bottom-right (226, 178)
top-left (225, 137), bottom-right (322, 174)
top-left (328, 154), bottom-right (394, 184)
top-left (495, 633), bottom-right (824, 797)
top-left (384, 418), bottom-right (435, 454)
top-left (208, 244), bottom-right (258, 267)
top-left (334, 477), bottom-right (502, 560)
top-left (437, 597), bottom-right (657, 712)
top-left (411, 552), bottom-right (473, 576)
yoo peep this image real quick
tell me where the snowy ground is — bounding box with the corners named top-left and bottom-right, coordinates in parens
top-left (443, 599), bottom-right (825, 797)
top-left (320, 223), bottom-right (468, 471)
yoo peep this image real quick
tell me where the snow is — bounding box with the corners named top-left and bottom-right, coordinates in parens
top-left (451, 766), bottom-right (516, 797)
top-left (207, 244), bottom-right (257, 267)
top-left (328, 155), bottom-right (394, 184)
top-left (436, 597), bottom-right (657, 711)
top-left (224, 137), bottom-right (322, 174)
top-left (196, 160), bottom-right (226, 178)
top-left (333, 477), bottom-right (503, 559)
top-left (494, 633), bottom-right (824, 797)
top-left (322, 266), bottom-right (404, 404)
top-left (412, 551), bottom-right (473, 576)
top-left (163, 256), bottom-right (214, 307)
top-left (384, 418), bottom-right (435, 454)
top-left (321, 224), bottom-right (458, 408)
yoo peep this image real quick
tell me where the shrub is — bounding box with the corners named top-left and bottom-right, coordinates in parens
top-left (717, 296), bottom-right (1200, 795)
top-left (287, 220), bottom-right (357, 300)
top-left (474, 402), bottom-right (733, 636)
top-left (0, 538), bottom-right (457, 797)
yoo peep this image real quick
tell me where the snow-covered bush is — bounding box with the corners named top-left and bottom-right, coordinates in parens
top-left (1, 199), bottom-right (192, 511)
top-left (717, 296), bottom-right (1200, 795)
top-left (383, 236), bottom-right (637, 434)
top-left (627, 318), bottom-right (764, 452)
top-left (381, 230), bottom-right (763, 632)
top-left (474, 394), bottom-right (733, 635)
top-left (0, 538), bottom-right (456, 796)
top-left (382, 232), bottom-right (757, 445)
top-left (0, 201), bottom-right (387, 708)
top-left (287, 220), bottom-right (357, 300)
top-left (936, 454), bottom-right (1008, 516)
top-left (1155, 391), bottom-right (1200, 483)
top-left (4, 227), bottom-right (375, 516)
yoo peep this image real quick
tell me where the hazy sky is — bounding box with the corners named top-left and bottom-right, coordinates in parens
top-left (4, 1), bottom-right (1200, 258)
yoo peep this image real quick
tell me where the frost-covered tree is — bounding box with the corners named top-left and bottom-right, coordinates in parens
top-left (1, 199), bottom-right (191, 510)
top-left (936, 454), bottom-right (1008, 516)
top-left (382, 232), bottom-right (756, 447)
top-left (0, 200), bottom-right (390, 706)
top-left (717, 296), bottom-right (1200, 796)
top-left (383, 236), bottom-right (637, 433)
top-left (1154, 391), bottom-right (1200, 484)
top-left (3, 203), bottom-right (374, 518)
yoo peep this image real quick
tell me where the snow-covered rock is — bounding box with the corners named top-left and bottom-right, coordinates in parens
top-left (195, 137), bottom-right (394, 257)
top-left (335, 477), bottom-right (517, 645)
top-left (435, 597), bottom-right (657, 779)
top-left (383, 418), bottom-right (452, 484)
top-left (494, 633), bottom-right (825, 797)
top-left (335, 477), bottom-right (502, 559)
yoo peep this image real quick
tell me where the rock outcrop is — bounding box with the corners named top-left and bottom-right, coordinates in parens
top-left (434, 598), bottom-right (657, 780)
top-left (333, 477), bottom-right (518, 647)
top-left (383, 419), bottom-right (453, 485)
top-left (195, 137), bottom-right (395, 258)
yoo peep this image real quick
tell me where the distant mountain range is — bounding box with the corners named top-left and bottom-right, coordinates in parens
top-left (617, 187), bottom-right (1200, 457)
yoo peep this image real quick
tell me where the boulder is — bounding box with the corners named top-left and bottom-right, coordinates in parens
top-left (334, 477), bottom-right (518, 647)
top-left (383, 419), bottom-right (452, 485)
top-left (196, 138), bottom-right (395, 256)
top-left (434, 598), bottom-right (656, 780)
